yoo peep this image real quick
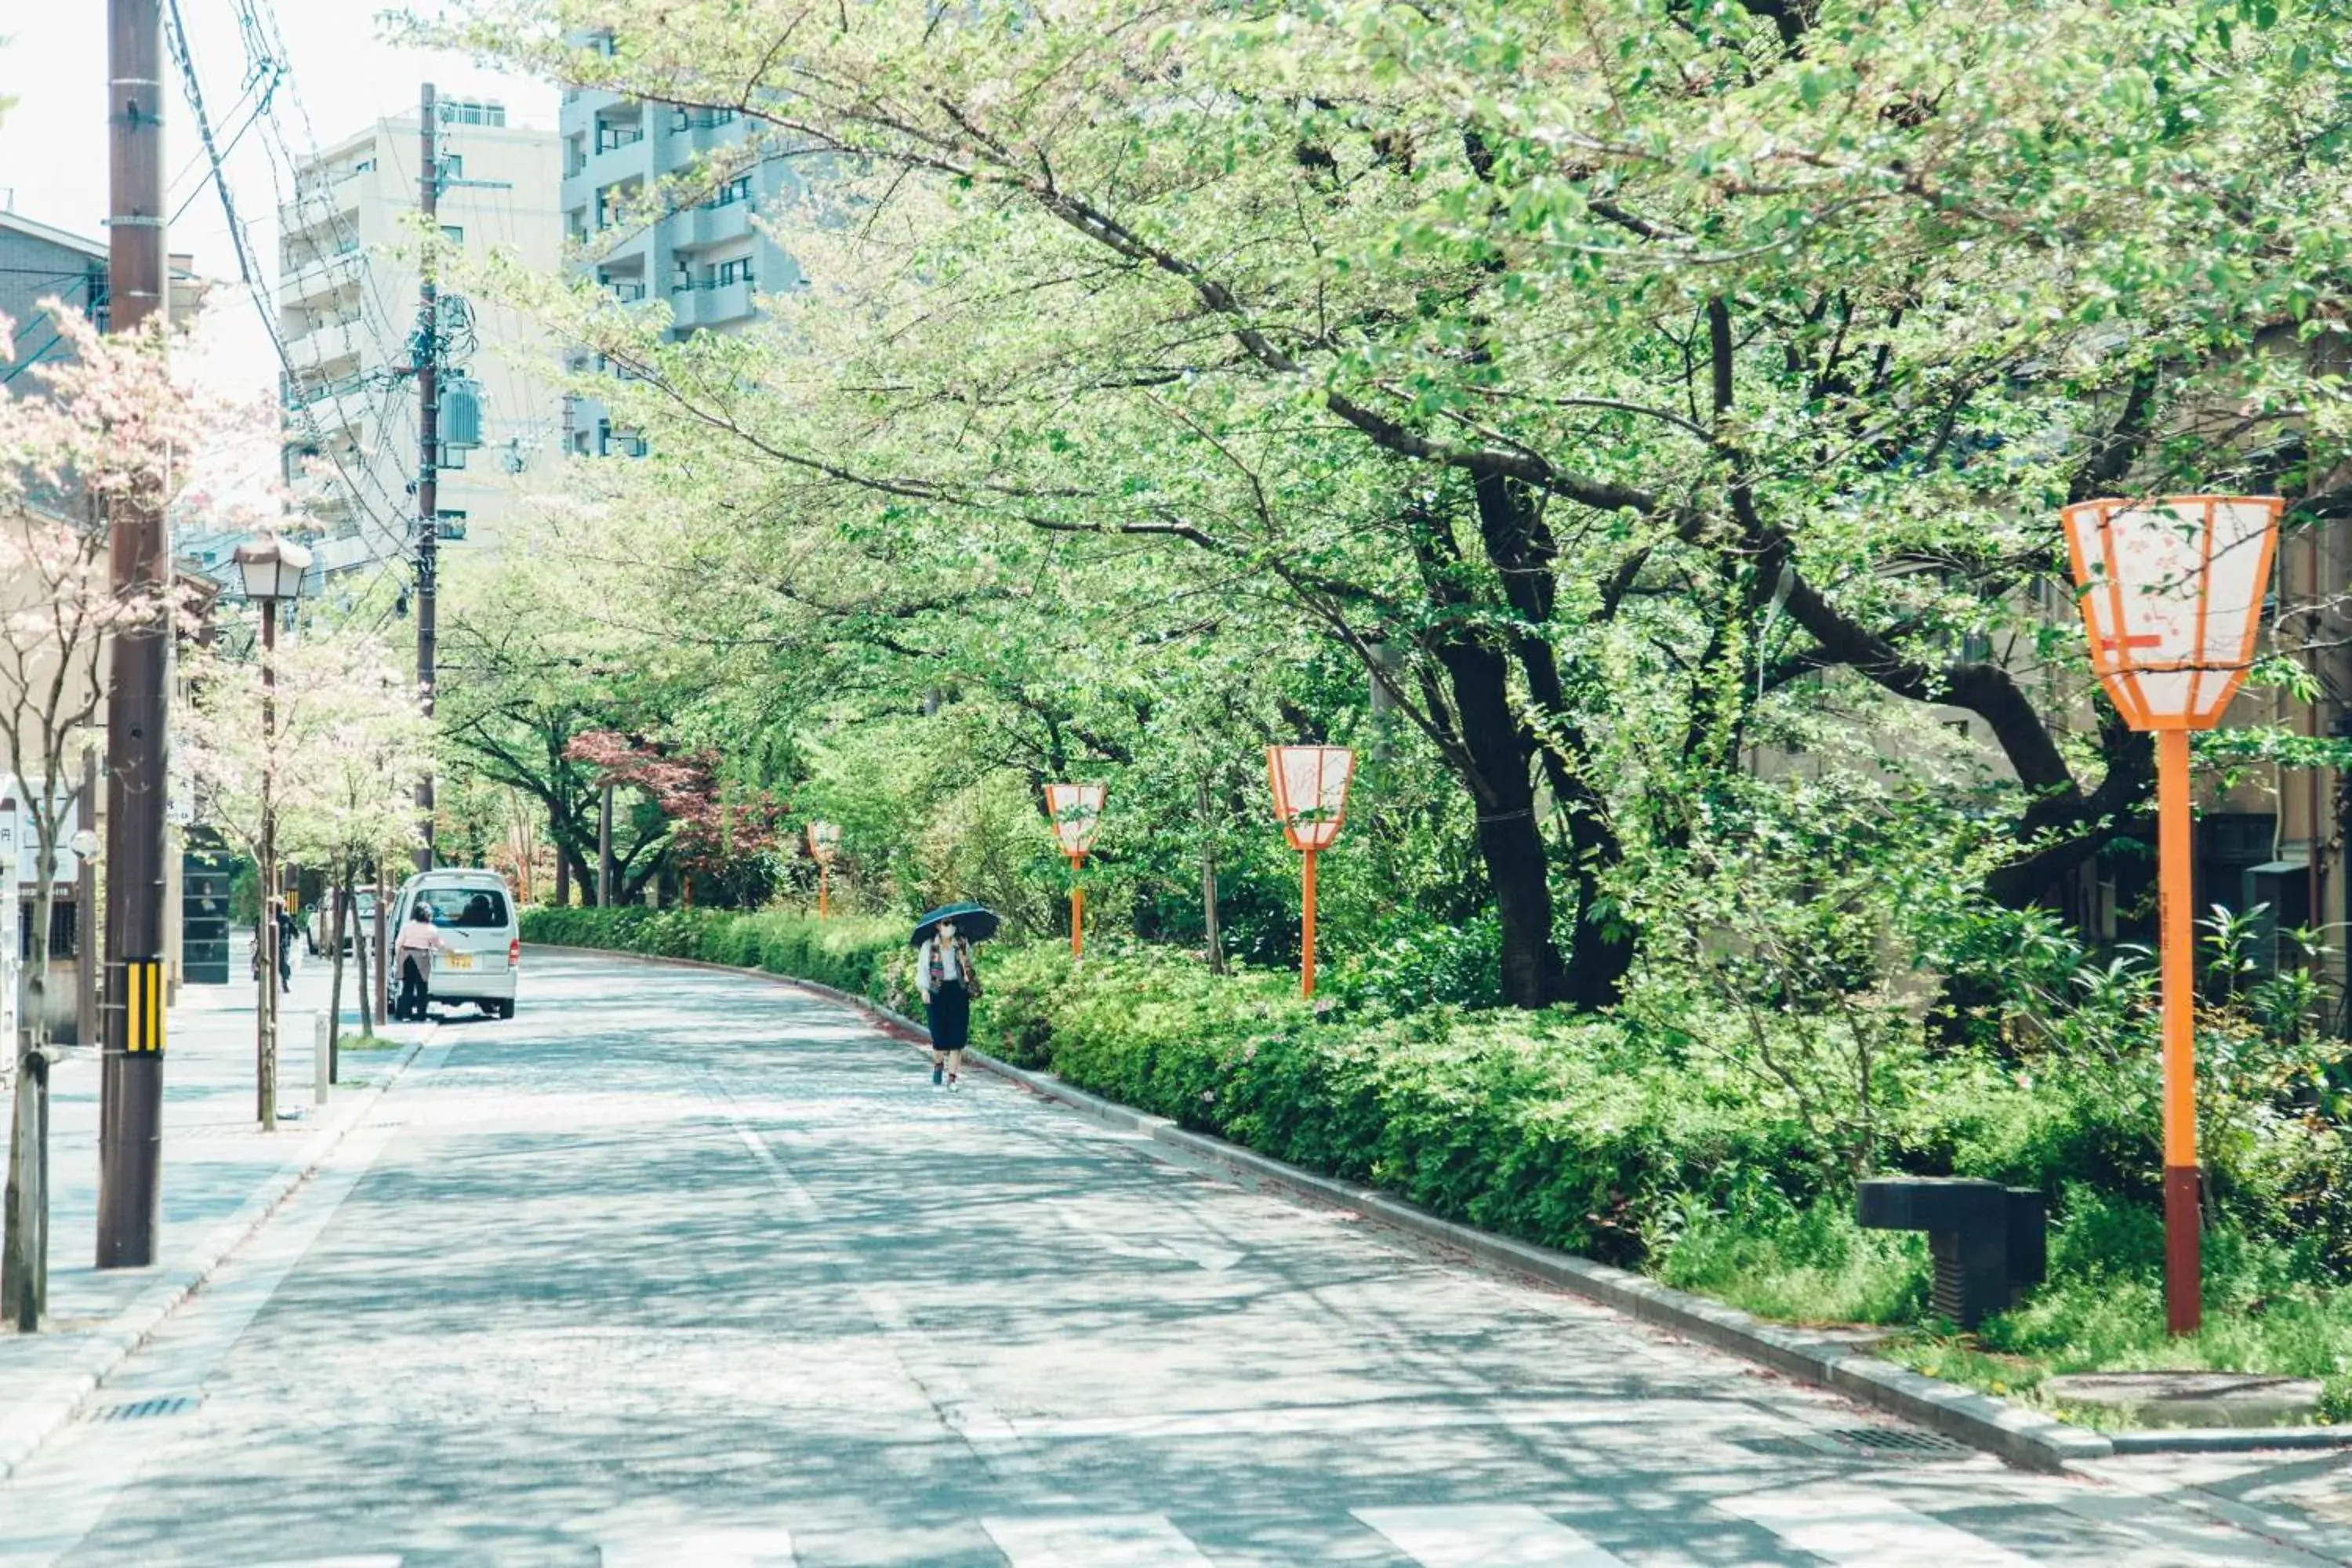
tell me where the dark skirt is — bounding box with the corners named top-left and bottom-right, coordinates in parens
top-left (927, 981), bottom-right (971, 1051)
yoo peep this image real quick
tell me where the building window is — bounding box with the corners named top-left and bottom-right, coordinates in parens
top-left (443, 154), bottom-right (465, 181)
top-left (434, 510), bottom-right (470, 539)
top-left (713, 256), bottom-right (754, 287)
top-left (710, 176), bottom-right (753, 208)
top-left (597, 419), bottom-right (612, 456)
top-left (439, 443), bottom-right (468, 470)
top-left (567, 209), bottom-right (589, 245)
top-left (440, 224), bottom-right (465, 245)
top-left (599, 122), bottom-right (645, 152)
top-left (443, 100), bottom-right (506, 127)
top-left (566, 136), bottom-right (587, 176)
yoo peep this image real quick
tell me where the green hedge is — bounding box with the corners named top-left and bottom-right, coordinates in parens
top-left (978, 942), bottom-right (1881, 1267)
top-left (522, 906), bottom-right (916, 1015)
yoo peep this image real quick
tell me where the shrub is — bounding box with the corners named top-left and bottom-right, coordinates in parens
top-left (521, 905), bottom-right (913, 1013)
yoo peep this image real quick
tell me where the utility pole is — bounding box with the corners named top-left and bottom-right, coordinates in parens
top-left (412, 82), bottom-right (439, 873)
top-left (96, 0), bottom-right (169, 1269)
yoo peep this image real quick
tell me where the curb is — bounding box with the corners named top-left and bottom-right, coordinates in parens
top-left (0, 1025), bottom-right (437, 1485)
top-left (964, 1054), bottom-right (2114, 1472)
top-left (2107, 1425), bottom-right (2352, 1455)
top-left (535, 942), bottom-right (2352, 1469)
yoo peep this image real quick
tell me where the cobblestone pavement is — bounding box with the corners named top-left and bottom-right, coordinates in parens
top-left (4, 951), bottom-right (2350, 1566)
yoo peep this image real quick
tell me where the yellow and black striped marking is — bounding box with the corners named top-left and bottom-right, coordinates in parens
top-left (125, 959), bottom-right (165, 1054)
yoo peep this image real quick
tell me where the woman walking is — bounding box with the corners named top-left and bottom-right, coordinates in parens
top-left (916, 916), bottom-right (979, 1088)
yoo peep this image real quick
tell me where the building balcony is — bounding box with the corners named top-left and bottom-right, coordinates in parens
top-left (278, 246), bottom-right (365, 312)
top-left (681, 201), bottom-right (753, 249)
top-left (589, 136), bottom-right (653, 193)
top-left (281, 333), bottom-right (364, 383)
top-left (669, 278), bottom-right (757, 332)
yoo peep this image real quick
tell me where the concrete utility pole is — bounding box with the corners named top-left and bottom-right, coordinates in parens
top-left (96, 0), bottom-right (170, 1269)
top-left (412, 82), bottom-right (439, 874)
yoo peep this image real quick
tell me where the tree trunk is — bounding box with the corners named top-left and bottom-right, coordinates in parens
top-left (554, 846), bottom-right (571, 908)
top-left (1468, 473), bottom-right (1632, 1008)
top-left (1198, 775), bottom-right (1225, 975)
top-left (4, 819), bottom-right (66, 1330)
top-left (327, 859), bottom-right (350, 1083)
top-left (2, 1048), bottom-right (42, 1333)
top-left (1432, 637), bottom-right (1572, 1010)
top-left (597, 784), bottom-right (615, 906)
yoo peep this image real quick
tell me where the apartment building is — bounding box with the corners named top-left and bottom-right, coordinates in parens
top-left (275, 99), bottom-right (563, 575)
top-left (560, 46), bottom-right (802, 455)
top-left (1, 206), bottom-right (205, 391)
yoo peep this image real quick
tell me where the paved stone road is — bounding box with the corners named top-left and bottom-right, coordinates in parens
top-left (5, 951), bottom-right (2352, 1566)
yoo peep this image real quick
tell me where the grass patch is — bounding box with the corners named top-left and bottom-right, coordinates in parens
top-left (1652, 1197), bottom-right (1929, 1326)
top-left (335, 1033), bottom-right (403, 1052)
top-left (1664, 1185), bottom-right (2352, 1427)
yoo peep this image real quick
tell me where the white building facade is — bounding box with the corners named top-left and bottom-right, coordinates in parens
top-left (275, 99), bottom-right (564, 579)
top-left (559, 45), bottom-right (801, 455)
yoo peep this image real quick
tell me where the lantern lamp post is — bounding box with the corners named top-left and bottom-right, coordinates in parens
top-left (2060, 494), bottom-right (2281, 1337)
top-left (1044, 783), bottom-right (1106, 956)
top-left (807, 822), bottom-right (840, 918)
top-left (233, 534), bottom-right (312, 1133)
top-left (1265, 746), bottom-right (1356, 997)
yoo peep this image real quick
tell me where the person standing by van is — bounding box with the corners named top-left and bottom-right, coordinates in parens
top-left (394, 904), bottom-right (449, 1021)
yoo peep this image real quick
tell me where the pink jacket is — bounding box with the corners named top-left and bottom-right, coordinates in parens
top-left (394, 923), bottom-right (450, 959)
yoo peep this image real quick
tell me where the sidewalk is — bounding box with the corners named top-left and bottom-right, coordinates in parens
top-left (0, 938), bottom-right (424, 1480)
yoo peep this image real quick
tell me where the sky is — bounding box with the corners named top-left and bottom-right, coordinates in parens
top-left (0, 1), bottom-right (558, 404)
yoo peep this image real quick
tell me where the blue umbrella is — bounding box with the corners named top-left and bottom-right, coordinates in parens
top-left (911, 903), bottom-right (1001, 946)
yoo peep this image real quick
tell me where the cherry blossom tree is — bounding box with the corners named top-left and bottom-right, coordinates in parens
top-left (1, 304), bottom-right (208, 1333)
top-left (178, 619), bottom-right (429, 1129)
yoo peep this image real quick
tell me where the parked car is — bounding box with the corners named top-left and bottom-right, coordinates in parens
top-left (306, 887), bottom-right (380, 956)
top-left (388, 869), bottom-right (520, 1020)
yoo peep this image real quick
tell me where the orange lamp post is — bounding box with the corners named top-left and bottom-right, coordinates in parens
top-left (2060, 494), bottom-right (2281, 1338)
top-left (807, 821), bottom-right (840, 918)
top-left (1044, 783), bottom-right (1107, 956)
top-left (1266, 745), bottom-right (1356, 998)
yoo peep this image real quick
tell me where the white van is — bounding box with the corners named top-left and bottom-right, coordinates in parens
top-left (389, 869), bottom-right (521, 1019)
top-left (306, 886), bottom-right (379, 956)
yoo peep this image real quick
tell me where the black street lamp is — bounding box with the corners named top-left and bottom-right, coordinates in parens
top-left (234, 535), bottom-right (310, 1131)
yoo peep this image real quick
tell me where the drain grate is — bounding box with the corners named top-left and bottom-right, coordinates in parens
top-left (94, 1395), bottom-right (199, 1422)
top-left (1820, 1425), bottom-right (1972, 1458)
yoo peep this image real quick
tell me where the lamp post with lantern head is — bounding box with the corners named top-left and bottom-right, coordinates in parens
top-left (234, 535), bottom-right (311, 1132)
top-left (807, 822), bottom-right (840, 918)
top-left (2060, 494), bottom-right (2281, 1336)
top-left (1266, 746), bottom-right (1355, 998)
top-left (1044, 784), bottom-right (1106, 956)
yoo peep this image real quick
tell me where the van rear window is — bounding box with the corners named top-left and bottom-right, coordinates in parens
top-left (421, 888), bottom-right (510, 929)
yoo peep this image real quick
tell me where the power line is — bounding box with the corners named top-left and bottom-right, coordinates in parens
top-left (165, 2), bottom-right (412, 545)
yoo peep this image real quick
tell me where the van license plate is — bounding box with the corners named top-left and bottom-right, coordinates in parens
top-left (444, 954), bottom-right (474, 971)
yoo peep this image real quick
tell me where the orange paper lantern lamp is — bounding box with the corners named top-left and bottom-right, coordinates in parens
top-left (1044, 784), bottom-right (1106, 956)
top-left (1266, 746), bottom-right (1356, 996)
top-left (2060, 494), bottom-right (2281, 1338)
top-left (807, 821), bottom-right (840, 917)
